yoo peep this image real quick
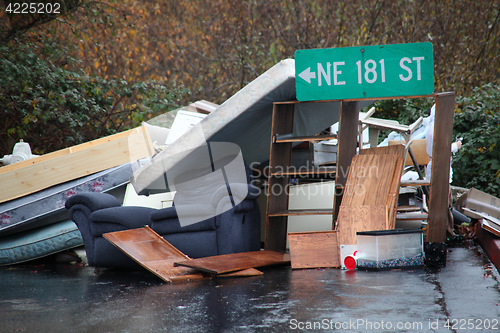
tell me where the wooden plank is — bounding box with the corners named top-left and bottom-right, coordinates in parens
top-left (265, 103), bottom-right (295, 251)
top-left (427, 93), bottom-right (455, 243)
top-left (334, 101), bottom-right (360, 222)
top-left (0, 126), bottom-right (154, 203)
top-left (397, 206), bottom-right (423, 212)
top-left (336, 205), bottom-right (388, 246)
top-left (174, 250), bottom-right (291, 275)
top-left (396, 212), bottom-right (429, 221)
top-left (275, 134), bottom-right (337, 143)
top-left (270, 166), bottom-right (336, 177)
top-left (401, 180), bottom-right (432, 187)
top-left (461, 207), bottom-right (483, 220)
top-left (103, 227), bottom-right (204, 283)
top-left (268, 209), bottom-right (333, 217)
top-left (360, 117), bottom-right (410, 132)
top-left (288, 231), bottom-right (340, 269)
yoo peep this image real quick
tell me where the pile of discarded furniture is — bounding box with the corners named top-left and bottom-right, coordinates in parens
top-left (1, 58), bottom-right (498, 279)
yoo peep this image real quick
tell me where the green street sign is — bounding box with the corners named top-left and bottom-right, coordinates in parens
top-left (295, 42), bottom-right (434, 101)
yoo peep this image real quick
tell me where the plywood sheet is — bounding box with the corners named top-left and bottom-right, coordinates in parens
top-left (0, 126), bottom-right (154, 203)
top-left (103, 227), bottom-right (204, 283)
top-left (174, 250), bottom-right (290, 275)
top-left (288, 231), bottom-right (340, 269)
top-left (340, 146), bottom-right (405, 232)
top-left (336, 205), bottom-right (388, 246)
top-left (341, 154), bottom-right (399, 207)
top-left (358, 144), bottom-right (406, 158)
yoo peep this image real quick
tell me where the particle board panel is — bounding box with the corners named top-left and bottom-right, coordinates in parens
top-left (0, 126), bottom-right (154, 203)
top-left (288, 231), bottom-right (340, 269)
top-left (336, 205), bottom-right (388, 246)
top-left (103, 227), bottom-right (204, 283)
top-left (174, 250), bottom-right (291, 275)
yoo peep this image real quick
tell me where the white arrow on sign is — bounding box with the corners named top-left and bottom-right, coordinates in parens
top-left (298, 67), bottom-right (316, 83)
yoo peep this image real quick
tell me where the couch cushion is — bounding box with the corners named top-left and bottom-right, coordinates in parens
top-left (163, 231), bottom-right (218, 258)
top-left (151, 215), bottom-right (216, 235)
top-left (150, 204), bottom-right (217, 234)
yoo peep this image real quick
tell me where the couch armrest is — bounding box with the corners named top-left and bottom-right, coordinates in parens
top-left (65, 192), bottom-right (121, 212)
top-left (90, 206), bottom-right (156, 236)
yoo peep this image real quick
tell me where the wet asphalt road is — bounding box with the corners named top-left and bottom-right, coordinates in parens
top-left (0, 243), bottom-right (499, 333)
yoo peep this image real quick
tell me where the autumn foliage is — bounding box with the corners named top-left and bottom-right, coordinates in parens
top-left (0, 0), bottom-right (499, 157)
top-left (49, 0), bottom-right (499, 104)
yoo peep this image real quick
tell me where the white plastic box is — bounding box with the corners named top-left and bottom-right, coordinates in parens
top-left (356, 229), bottom-right (424, 270)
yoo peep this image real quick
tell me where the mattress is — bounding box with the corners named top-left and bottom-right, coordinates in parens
top-left (0, 220), bottom-right (83, 266)
top-left (0, 161), bottom-right (138, 236)
top-left (132, 59), bottom-right (371, 195)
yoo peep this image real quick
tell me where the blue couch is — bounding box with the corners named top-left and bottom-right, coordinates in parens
top-left (65, 183), bottom-right (261, 268)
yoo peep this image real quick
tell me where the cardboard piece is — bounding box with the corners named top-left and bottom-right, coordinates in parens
top-left (456, 188), bottom-right (500, 220)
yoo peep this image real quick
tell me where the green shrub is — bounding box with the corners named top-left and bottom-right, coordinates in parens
top-left (452, 84), bottom-right (500, 196)
top-left (0, 41), bottom-right (188, 155)
top-left (367, 85), bottom-right (499, 196)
